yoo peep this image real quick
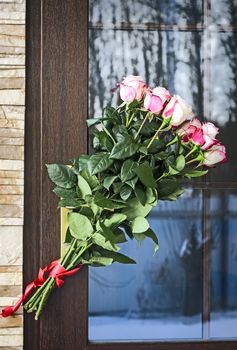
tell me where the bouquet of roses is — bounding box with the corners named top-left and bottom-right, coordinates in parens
top-left (1, 75), bottom-right (226, 320)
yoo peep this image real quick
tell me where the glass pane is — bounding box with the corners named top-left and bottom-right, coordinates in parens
top-left (211, 0), bottom-right (237, 26)
top-left (210, 190), bottom-right (237, 338)
top-left (89, 29), bottom-right (203, 120)
top-left (209, 32), bottom-right (237, 182)
top-left (89, 189), bottom-right (203, 342)
top-left (89, 0), bottom-right (203, 27)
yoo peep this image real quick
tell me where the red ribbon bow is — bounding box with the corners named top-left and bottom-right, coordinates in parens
top-left (1, 260), bottom-right (81, 318)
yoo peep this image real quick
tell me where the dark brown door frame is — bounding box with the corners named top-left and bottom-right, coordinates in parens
top-left (24, 1), bottom-right (236, 349)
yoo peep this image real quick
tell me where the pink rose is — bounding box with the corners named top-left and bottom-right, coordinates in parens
top-left (144, 92), bottom-right (163, 114)
top-left (202, 122), bottom-right (219, 139)
top-left (144, 86), bottom-right (171, 114)
top-left (152, 86), bottom-right (171, 103)
top-left (200, 122), bottom-right (219, 150)
top-left (203, 143), bottom-right (227, 167)
top-left (163, 95), bottom-right (194, 127)
top-left (177, 118), bottom-right (201, 140)
top-left (120, 75), bottom-right (147, 102)
top-left (190, 128), bottom-right (205, 146)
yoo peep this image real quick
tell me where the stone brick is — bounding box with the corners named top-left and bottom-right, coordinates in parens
top-left (0, 178), bottom-right (23, 185)
top-left (0, 68), bottom-right (25, 78)
top-left (0, 145), bottom-right (23, 160)
top-left (0, 170), bottom-right (23, 178)
top-left (0, 160), bottom-right (24, 171)
top-left (0, 185), bottom-right (23, 194)
top-left (0, 204), bottom-right (23, 217)
top-left (0, 128), bottom-right (24, 138)
top-left (0, 218), bottom-right (23, 225)
top-left (0, 89), bottom-right (24, 105)
top-left (0, 119), bottom-right (24, 129)
top-left (0, 195), bottom-right (23, 205)
top-left (0, 335), bottom-right (23, 346)
top-left (0, 137), bottom-right (24, 146)
top-left (0, 78), bottom-right (24, 89)
top-left (0, 226), bottom-right (22, 265)
top-left (0, 106), bottom-right (25, 119)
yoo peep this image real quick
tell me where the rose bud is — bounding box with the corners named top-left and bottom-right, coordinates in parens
top-left (203, 143), bottom-right (227, 167)
top-left (119, 75), bottom-right (147, 102)
top-left (163, 95), bottom-right (194, 127)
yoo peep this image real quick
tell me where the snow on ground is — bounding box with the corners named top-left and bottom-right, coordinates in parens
top-left (89, 312), bottom-right (237, 342)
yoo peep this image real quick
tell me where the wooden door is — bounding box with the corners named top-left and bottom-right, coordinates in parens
top-left (24, 1), bottom-right (88, 349)
top-left (24, 0), bottom-right (237, 349)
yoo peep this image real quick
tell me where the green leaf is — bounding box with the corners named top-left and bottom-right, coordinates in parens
top-left (133, 119), bottom-right (160, 137)
top-left (99, 222), bottom-right (117, 243)
top-left (94, 192), bottom-right (125, 210)
top-left (120, 159), bottom-right (138, 182)
top-left (95, 131), bottom-right (114, 151)
top-left (58, 198), bottom-right (83, 208)
top-left (145, 139), bottom-right (166, 154)
top-left (101, 249), bottom-right (136, 264)
top-left (80, 169), bottom-right (100, 190)
top-left (133, 232), bottom-right (146, 242)
top-left (184, 169), bottom-right (208, 178)
top-left (88, 153), bottom-right (113, 175)
top-left (89, 256), bottom-right (113, 266)
top-left (165, 187), bottom-right (185, 201)
top-left (68, 212), bottom-right (93, 240)
top-left (72, 155), bottom-right (90, 173)
top-left (122, 198), bottom-right (153, 220)
top-left (46, 164), bottom-right (77, 188)
top-left (132, 216), bottom-right (150, 233)
top-left (103, 106), bottom-right (116, 119)
top-left (175, 155), bottom-right (185, 171)
top-left (146, 187), bottom-right (158, 205)
top-left (103, 176), bottom-right (117, 190)
top-left (114, 228), bottom-right (127, 243)
top-left (92, 232), bottom-right (119, 251)
top-left (110, 138), bottom-right (139, 159)
top-left (104, 213), bottom-right (127, 229)
top-left (126, 176), bottom-right (138, 189)
top-left (168, 166), bottom-right (179, 175)
top-left (143, 228), bottom-right (159, 253)
top-left (53, 187), bottom-right (77, 198)
top-left (86, 118), bottom-right (101, 127)
top-left (113, 125), bottom-right (129, 142)
top-left (77, 174), bottom-right (92, 198)
top-left (135, 185), bottom-right (146, 206)
top-left (120, 184), bottom-right (132, 201)
top-left (139, 145), bottom-right (148, 155)
top-left (135, 161), bottom-right (156, 188)
top-left (157, 178), bottom-right (179, 198)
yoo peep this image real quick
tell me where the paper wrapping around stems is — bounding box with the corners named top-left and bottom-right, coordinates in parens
top-left (60, 207), bottom-right (71, 257)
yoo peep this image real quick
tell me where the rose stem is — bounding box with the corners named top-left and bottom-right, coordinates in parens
top-left (134, 113), bottom-right (149, 139)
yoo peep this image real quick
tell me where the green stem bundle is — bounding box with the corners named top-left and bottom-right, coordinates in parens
top-left (24, 239), bottom-right (91, 320)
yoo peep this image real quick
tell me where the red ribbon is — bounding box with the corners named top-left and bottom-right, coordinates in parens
top-left (1, 260), bottom-right (81, 318)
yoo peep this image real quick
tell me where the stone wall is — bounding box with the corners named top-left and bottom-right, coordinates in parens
top-left (0, 0), bottom-right (25, 348)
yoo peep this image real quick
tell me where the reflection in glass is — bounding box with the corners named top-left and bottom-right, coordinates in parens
top-left (89, 189), bottom-right (203, 341)
top-left (211, 0), bottom-right (237, 26)
top-left (89, 30), bottom-right (203, 120)
top-left (210, 190), bottom-right (237, 338)
top-left (89, 0), bottom-right (203, 26)
top-left (210, 32), bottom-right (237, 181)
